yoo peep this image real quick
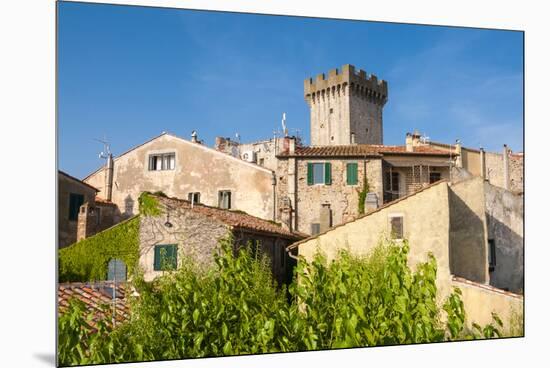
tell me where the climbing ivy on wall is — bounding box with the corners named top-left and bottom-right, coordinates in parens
top-left (357, 176), bottom-right (370, 215)
top-left (59, 216), bottom-right (141, 282)
top-left (138, 192), bottom-right (163, 216)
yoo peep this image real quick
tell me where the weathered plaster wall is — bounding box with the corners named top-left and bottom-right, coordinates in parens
top-left (452, 277), bottom-right (523, 332)
top-left (485, 152), bottom-right (505, 189)
top-left (297, 181), bottom-right (453, 299)
top-left (85, 134), bottom-right (275, 222)
top-left (291, 158), bottom-right (383, 235)
top-left (448, 177), bottom-right (489, 284)
top-left (461, 148), bottom-right (481, 177)
top-left (58, 173), bottom-right (97, 248)
top-left (485, 182), bottom-right (524, 293)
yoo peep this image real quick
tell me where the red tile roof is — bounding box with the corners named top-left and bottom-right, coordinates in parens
top-left (94, 196), bottom-right (117, 206)
top-left (154, 195), bottom-right (307, 240)
top-left (58, 282), bottom-right (129, 327)
top-left (277, 144), bottom-right (454, 158)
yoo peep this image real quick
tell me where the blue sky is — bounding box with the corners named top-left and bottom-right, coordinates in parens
top-left (58, 2), bottom-right (523, 179)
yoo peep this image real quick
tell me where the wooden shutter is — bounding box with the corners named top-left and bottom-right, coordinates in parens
top-left (347, 163), bottom-right (358, 185)
top-left (324, 162), bottom-right (332, 185)
top-left (154, 246), bottom-right (162, 271)
top-left (307, 163), bottom-right (313, 185)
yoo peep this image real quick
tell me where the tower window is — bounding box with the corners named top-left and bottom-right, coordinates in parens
top-left (329, 108), bottom-right (334, 114)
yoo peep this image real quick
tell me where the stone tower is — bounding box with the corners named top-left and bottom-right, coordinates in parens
top-left (304, 64), bottom-right (388, 146)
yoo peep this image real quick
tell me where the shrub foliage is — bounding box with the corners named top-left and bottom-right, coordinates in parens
top-left (58, 238), bottom-right (503, 366)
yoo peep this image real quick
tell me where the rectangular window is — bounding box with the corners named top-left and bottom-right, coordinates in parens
top-left (154, 244), bottom-right (177, 271)
top-left (68, 193), bottom-right (84, 221)
top-left (346, 163), bottom-right (358, 185)
top-left (148, 153), bottom-right (175, 171)
top-left (488, 239), bottom-right (496, 272)
top-left (311, 223), bottom-right (321, 235)
top-left (188, 192), bottom-right (201, 204)
top-left (390, 216), bottom-right (404, 239)
top-left (307, 162), bottom-right (332, 185)
top-left (429, 172), bottom-right (442, 184)
top-left (390, 172), bottom-right (399, 192)
top-left (218, 190), bottom-right (231, 209)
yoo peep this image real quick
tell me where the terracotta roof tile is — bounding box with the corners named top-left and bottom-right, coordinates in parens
top-left (277, 144), bottom-right (454, 158)
top-left (58, 282), bottom-right (130, 327)
top-left (94, 197), bottom-right (118, 206)
top-left (154, 195), bottom-right (307, 240)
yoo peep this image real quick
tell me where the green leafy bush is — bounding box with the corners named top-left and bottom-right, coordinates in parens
top-left (59, 216), bottom-right (140, 282)
top-left (58, 238), bottom-right (502, 366)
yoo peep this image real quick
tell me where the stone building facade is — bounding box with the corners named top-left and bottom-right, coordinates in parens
top-left (304, 64), bottom-right (388, 146)
top-left (139, 194), bottom-right (305, 284)
top-left (84, 132), bottom-right (277, 223)
top-left (426, 138), bottom-right (523, 193)
top-left (275, 139), bottom-right (452, 235)
top-left (76, 199), bottom-right (117, 242)
top-left (58, 171), bottom-right (99, 248)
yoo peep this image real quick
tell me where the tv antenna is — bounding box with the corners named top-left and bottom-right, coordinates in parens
top-left (94, 135), bottom-right (111, 160)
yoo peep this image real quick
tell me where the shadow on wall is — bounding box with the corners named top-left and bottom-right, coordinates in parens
top-left (486, 214), bottom-right (523, 293)
top-left (124, 195), bottom-right (135, 218)
top-left (448, 189), bottom-right (487, 284)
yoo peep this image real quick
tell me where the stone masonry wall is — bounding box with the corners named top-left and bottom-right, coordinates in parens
top-left (509, 155), bottom-right (524, 193)
top-left (139, 208), bottom-right (230, 281)
top-left (292, 158), bottom-right (383, 235)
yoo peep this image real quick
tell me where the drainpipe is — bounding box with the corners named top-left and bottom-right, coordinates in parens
top-left (503, 144), bottom-right (510, 190)
top-left (105, 153), bottom-right (114, 201)
top-left (286, 246), bottom-right (299, 261)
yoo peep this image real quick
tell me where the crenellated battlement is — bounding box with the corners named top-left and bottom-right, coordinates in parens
top-left (304, 64), bottom-right (388, 105)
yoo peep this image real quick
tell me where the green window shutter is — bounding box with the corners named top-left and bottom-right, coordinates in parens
top-left (154, 246), bottom-right (161, 271)
top-left (169, 244), bottom-right (177, 269)
top-left (324, 162), bottom-right (332, 185)
top-left (154, 244), bottom-right (178, 271)
top-left (347, 163), bottom-right (358, 185)
top-left (307, 163), bottom-right (314, 185)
